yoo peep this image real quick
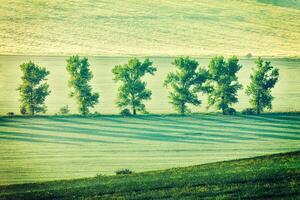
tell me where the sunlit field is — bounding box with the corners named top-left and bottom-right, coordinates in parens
top-left (0, 0), bottom-right (299, 56)
top-left (0, 0), bottom-right (300, 198)
top-left (0, 56), bottom-right (300, 115)
top-left (0, 113), bottom-right (299, 185)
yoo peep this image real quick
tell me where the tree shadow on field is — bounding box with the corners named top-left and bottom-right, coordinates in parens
top-left (47, 117), bottom-right (245, 144)
top-left (49, 116), bottom-right (300, 142)
top-left (0, 133), bottom-right (73, 145)
top-left (147, 115), bottom-right (300, 137)
top-left (0, 130), bottom-right (115, 145)
top-left (1, 119), bottom-right (209, 144)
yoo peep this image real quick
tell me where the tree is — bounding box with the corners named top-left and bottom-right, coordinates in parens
top-left (205, 56), bottom-right (242, 114)
top-left (246, 53), bottom-right (253, 59)
top-left (164, 57), bottom-right (208, 114)
top-left (246, 57), bottom-right (279, 114)
top-left (18, 61), bottom-right (50, 115)
top-left (112, 58), bottom-right (156, 115)
top-left (66, 56), bottom-right (99, 115)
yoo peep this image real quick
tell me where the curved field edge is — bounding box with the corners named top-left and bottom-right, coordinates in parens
top-left (0, 151), bottom-right (299, 200)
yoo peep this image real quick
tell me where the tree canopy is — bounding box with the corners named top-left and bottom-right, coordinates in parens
top-left (66, 55), bottom-right (99, 114)
top-left (164, 57), bottom-right (208, 114)
top-left (205, 56), bottom-right (242, 114)
top-left (112, 58), bottom-right (156, 115)
top-left (18, 61), bottom-right (50, 115)
top-left (246, 57), bottom-right (279, 114)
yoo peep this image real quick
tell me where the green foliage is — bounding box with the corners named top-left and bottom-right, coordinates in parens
top-left (164, 57), bottom-right (208, 114)
top-left (6, 112), bottom-right (14, 117)
top-left (223, 107), bottom-right (236, 115)
top-left (120, 108), bottom-right (131, 116)
top-left (58, 105), bottom-right (70, 115)
top-left (115, 169), bottom-right (133, 175)
top-left (246, 57), bottom-right (279, 114)
top-left (112, 58), bottom-right (156, 115)
top-left (66, 56), bottom-right (99, 115)
top-left (20, 106), bottom-right (27, 115)
top-left (17, 61), bottom-right (50, 115)
top-left (242, 108), bottom-right (257, 115)
top-left (205, 56), bottom-right (242, 114)
top-left (246, 53), bottom-right (253, 59)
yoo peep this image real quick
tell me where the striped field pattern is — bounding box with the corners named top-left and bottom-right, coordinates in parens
top-left (0, 113), bottom-right (299, 185)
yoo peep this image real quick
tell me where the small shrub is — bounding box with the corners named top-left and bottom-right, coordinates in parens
top-left (242, 108), bottom-right (256, 115)
top-left (120, 109), bottom-right (131, 116)
top-left (59, 105), bottom-right (70, 115)
top-left (20, 106), bottom-right (27, 115)
top-left (246, 53), bottom-right (252, 59)
top-left (95, 173), bottom-right (105, 178)
top-left (115, 169), bottom-right (133, 175)
top-left (223, 108), bottom-right (236, 115)
top-left (7, 112), bottom-right (14, 116)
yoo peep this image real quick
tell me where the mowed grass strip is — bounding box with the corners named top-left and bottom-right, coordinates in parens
top-left (0, 151), bottom-right (299, 200)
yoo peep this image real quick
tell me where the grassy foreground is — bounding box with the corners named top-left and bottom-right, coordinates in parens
top-left (0, 151), bottom-right (299, 200)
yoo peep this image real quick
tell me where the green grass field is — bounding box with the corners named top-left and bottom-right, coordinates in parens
top-left (0, 0), bottom-right (299, 56)
top-left (0, 151), bottom-right (299, 199)
top-left (0, 113), bottom-right (299, 185)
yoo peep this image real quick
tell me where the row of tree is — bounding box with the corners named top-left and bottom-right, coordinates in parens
top-left (17, 56), bottom-right (279, 116)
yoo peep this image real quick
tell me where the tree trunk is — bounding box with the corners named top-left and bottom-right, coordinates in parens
top-left (131, 93), bottom-right (136, 115)
top-left (256, 103), bottom-right (260, 115)
top-left (180, 102), bottom-right (185, 115)
top-left (221, 95), bottom-right (225, 115)
top-left (257, 92), bottom-right (260, 115)
top-left (133, 107), bottom-right (136, 115)
top-left (30, 88), bottom-right (34, 116)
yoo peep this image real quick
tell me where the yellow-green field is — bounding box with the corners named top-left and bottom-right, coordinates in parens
top-left (0, 0), bottom-right (299, 56)
top-left (0, 1), bottom-right (300, 196)
top-left (0, 113), bottom-right (299, 185)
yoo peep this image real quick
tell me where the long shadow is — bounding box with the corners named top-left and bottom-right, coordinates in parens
top-left (0, 130), bottom-right (117, 145)
top-left (259, 113), bottom-right (300, 121)
top-left (0, 135), bottom-right (73, 145)
top-left (1, 122), bottom-right (216, 144)
top-left (146, 115), bottom-right (300, 138)
top-left (188, 114), bottom-right (300, 129)
top-left (41, 117), bottom-right (300, 142)
top-left (9, 117), bottom-right (298, 143)
top-left (234, 114), bottom-right (300, 126)
top-left (4, 117), bottom-right (299, 144)
top-left (47, 117), bottom-right (251, 143)
top-left (72, 117), bottom-right (261, 141)
top-left (161, 115), bottom-right (300, 135)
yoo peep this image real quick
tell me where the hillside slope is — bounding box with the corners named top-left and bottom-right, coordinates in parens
top-left (0, 113), bottom-right (300, 185)
top-left (0, 0), bottom-right (299, 56)
top-left (0, 151), bottom-right (299, 199)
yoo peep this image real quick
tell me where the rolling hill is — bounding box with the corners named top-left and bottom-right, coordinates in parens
top-left (0, 113), bottom-right (299, 185)
top-left (0, 151), bottom-right (299, 199)
top-left (0, 0), bottom-right (299, 56)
